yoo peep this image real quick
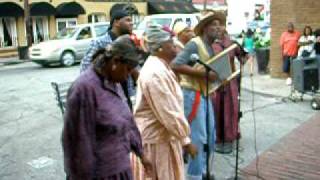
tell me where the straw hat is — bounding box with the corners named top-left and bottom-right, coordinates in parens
top-left (173, 21), bottom-right (188, 36)
top-left (194, 11), bottom-right (226, 36)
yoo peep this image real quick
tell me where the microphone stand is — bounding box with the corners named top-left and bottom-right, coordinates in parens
top-left (196, 59), bottom-right (216, 180)
top-left (234, 63), bottom-right (242, 180)
top-left (206, 66), bottom-right (211, 180)
top-left (234, 45), bottom-right (246, 180)
top-left (195, 42), bottom-right (245, 179)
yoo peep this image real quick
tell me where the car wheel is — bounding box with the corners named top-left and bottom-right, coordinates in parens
top-left (311, 98), bottom-right (320, 110)
top-left (61, 51), bottom-right (75, 67)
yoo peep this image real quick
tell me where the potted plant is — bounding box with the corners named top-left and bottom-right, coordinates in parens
top-left (254, 32), bottom-right (271, 74)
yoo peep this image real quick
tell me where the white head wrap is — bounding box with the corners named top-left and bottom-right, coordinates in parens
top-left (145, 24), bottom-right (171, 54)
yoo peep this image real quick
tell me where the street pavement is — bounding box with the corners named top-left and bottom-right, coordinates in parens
top-left (214, 71), bottom-right (316, 179)
top-left (0, 58), bottom-right (318, 180)
top-left (240, 112), bottom-right (320, 180)
top-left (0, 61), bottom-right (77, 180)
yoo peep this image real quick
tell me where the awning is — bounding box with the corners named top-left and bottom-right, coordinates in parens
top-left (0, 2), bottom-right (23, 17)
top-left (110, 3), bottom-right (139, 16)
top-left (30, 2), bottom-right (56, 16)
top-left (56, 2), bottom-right (86, 17)
top-left (148, 1), bottom-right (198, 14)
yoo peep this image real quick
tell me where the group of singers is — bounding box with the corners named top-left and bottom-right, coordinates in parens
top-left (62, 8), bottom-right (247, 180)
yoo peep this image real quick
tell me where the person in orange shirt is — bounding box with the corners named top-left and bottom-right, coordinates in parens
top-left (280, 22), bottom-right (301, 85)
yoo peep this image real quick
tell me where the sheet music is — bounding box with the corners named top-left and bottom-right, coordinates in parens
top-left (198, 43), bottom-right (240, 92)
top-left (208, 53), bottom-right (232, 81)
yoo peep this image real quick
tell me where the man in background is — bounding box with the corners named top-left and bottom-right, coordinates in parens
top-left (280, 22), bottom-right (300, 85)
top-left (80, 10), bottom-right (138, 110)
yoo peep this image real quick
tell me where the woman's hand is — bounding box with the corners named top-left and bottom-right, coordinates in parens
top-left (184, 143), bottom-right (198, 159)
top-left (140, 155), bottom-right (153, 176)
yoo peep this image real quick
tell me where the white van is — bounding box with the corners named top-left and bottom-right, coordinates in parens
top-left (29, 22), bottom-right (109, 67)
top-left (133, 14), bottom-right (199, 39)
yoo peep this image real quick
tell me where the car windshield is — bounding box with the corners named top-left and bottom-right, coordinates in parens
top-left (94, 25), bottom-right (109, 37)
top-left (137, 18), bottom-right (172, 30)
top-left (55, 27), bottom-right (78, 39)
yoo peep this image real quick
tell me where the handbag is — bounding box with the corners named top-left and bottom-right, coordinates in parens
top-left (301, 50), bottom-right (311, 57)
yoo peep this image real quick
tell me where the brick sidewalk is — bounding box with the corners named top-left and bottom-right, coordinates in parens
top-left (240, 112), bottom-right (320, 180)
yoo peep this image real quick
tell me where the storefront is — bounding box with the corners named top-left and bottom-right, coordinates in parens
top-left (55, 2), bottom-right (86, 33)
top-left (147, 1), bottom-right (198, 14)
top-left (30, 2), bottom-right (56, 44)
top-left (0, 0), bottom-right (147, 58)
top-left (0, 2), bottom-right (23, 49)
top-left (88, 13), bottom-right (107, 23)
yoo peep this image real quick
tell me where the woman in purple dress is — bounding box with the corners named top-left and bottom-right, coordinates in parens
top-left (62, 35), bottom-right (151, 180)
top-left (211, 29), bottom-right (245, 154)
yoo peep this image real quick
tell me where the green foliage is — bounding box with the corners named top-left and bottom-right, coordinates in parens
top-left (254, 33), bottom-right (270, 49)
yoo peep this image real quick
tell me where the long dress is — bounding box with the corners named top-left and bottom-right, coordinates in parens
top-left (211, 35), bottom-right (241, 147)
top-left (62, 67), bottom-right (143, 180)
top-left (132, 56), bottom-right (191, 180)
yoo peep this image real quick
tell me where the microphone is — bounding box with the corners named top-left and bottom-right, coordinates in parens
top-left (189, 53), bottom-right (216, 73)
top-left (190, 53), bottom-right (200, 64)
top-left (190, 54), bottom-right (211, 68)
top-left (190, 53), bottom-right (208, 65)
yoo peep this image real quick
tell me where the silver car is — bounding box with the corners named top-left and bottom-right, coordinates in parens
top-left (29, 22), bottom-right (109, 67)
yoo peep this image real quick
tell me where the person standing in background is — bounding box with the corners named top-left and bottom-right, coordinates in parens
top-left (243, 29), bottom-right (256, 75)
top-left (297, 26), bottom-right (315, 58)
top-left (211, 25), bottom-right (246, 154)
top-left (173, 21), bottom-right (195, 52)
top-left (314, 29), bottom-right (320, 56)
top-left (280, 22), bottom-right (300, 85)
top-left (80, 10), bottom-right (138, 110)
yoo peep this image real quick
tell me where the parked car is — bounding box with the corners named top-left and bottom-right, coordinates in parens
top-left (133, 14), bottom-right (199, 39)
top-left (29, 22), bottom-right (109, 67)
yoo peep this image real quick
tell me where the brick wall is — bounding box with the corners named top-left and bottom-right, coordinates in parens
top-left (270, 0), bottom-right (320, 77)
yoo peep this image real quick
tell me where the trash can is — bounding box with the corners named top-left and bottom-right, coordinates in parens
top-left (18, 46), bottom-right (29, 60)
top-left (255, 48), bottom-right (270, 74)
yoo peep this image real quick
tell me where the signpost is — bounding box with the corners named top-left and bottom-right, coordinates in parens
top-left (24, 0), bottom-right (32, 59)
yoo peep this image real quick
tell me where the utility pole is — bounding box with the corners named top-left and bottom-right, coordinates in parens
top-left (203, 0), bottom-right (208, 11)
top-left (24, 0), bottom-right (32, 54)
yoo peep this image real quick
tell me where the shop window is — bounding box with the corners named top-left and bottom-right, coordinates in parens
top-left (88, 14), bottom-right (106, 23)
top-left (32, 16), bottom-right (49, 44)
top-left (56, 18), bottom-right (77, 33)
top-left (0, 17), bottom-right (17, 48)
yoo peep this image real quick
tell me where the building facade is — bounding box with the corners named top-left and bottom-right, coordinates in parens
top-left (270, 0), bottom-right (320, 77)
top-left (0, 0), bottom-right (147, 57)
top-left (192, 0), bottom-right (226, 10)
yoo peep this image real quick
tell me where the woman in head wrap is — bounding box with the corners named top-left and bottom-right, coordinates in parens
top-left (132, 25), bottom-right (197, 180)
top-left (62, 35), bottom-right (152, 180)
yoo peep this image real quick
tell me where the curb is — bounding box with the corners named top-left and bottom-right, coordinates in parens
top-left (0, 60), bottom-right (30, 67)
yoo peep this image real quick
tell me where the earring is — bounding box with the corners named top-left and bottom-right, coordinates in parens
top-left (112, 64), bottom-right (116, 71)
top-left (158, 48), bottom-right (163, 52)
